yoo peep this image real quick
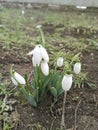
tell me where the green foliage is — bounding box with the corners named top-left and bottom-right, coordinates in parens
top-left (4, 122), bottom-right (11, 130)
top-left (49, 72), bottom-right (63, 99)
top-left (73, 72), bottom-right (96, 88)
top-left (0, 82), bottom-right (11, 96)
top-left (73, 72), bottom-right (87, 88)
top-left (10, 27), bottom-right (89, 108)
top-left (0, 75), bottom-right (14, 130)
top-left (0, 77), bottom-right (12, 113)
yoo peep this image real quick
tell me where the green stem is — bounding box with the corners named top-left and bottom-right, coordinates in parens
top-left (39, 28), bottom-right (45, 46)
top-left (61, 91), bottom-right (67, 130)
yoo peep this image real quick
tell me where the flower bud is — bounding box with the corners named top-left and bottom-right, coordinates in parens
top-left (22, 10), bottom-right (25, 15)
top-left (62, 75), bottom-right (72, 91)
top-left (11, 72), bottom-right (26, 86)
top-left (36, 25), bottom-right (42, 29)
top-left (57, 57), bottom-right (63, 67)
top-left (74, 62), bottom-right (81, 74)
top-left (41, 61), bottom-right (49, 76)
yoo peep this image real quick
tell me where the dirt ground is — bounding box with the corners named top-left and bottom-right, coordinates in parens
top-left (0, 3), bottom-right (98, 130)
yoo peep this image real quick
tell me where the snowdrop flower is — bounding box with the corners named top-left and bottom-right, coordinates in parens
top-left (31, 17), bottom-right (34, 20)
top-left (22, 10), bottom-right (25, 15)
top-left (62, 75), bottom-right (72, 91)
top-left (0, 24), bottom-right (4, 28)
top-left (57, 57), bottom-right (63, 67)
top-left (27, 45), bottom-right (49, 66)
top-left (41, 61), bottom-right (49, 76)
top-left (74, 62), bottom-right (81, 74)
top-left (36, 25), bottom-right (42, 29)
top-left (32, 45), bottom-right (42, 66)
top-left (11, 72), bottom-right (26, 86)
top-left (76, 6), bottom-right (87, 10)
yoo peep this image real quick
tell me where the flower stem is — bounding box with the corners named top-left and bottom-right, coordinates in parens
top-left (60, 91), bottom-right (67, 130)
top-left (39, 28), bottom-right (45, 46)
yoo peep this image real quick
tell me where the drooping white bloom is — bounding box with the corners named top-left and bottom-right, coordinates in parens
top-left (11, 72), bottom-right (26, 86)
top-left (76, 6), bottom-right (87, 10)
top-left (41, 61), bottom-right (49, 76)
top-left (74, 62), bottom-right (81, 74)
top-left (27, 45), bottom-right (49, 66)
top-left (31, 17), bottom-right (34, 20)
top-left (36, 25), bottom-right (42, 29)
top-left (0, 24), bottom-right (4, 28)
top-left (62, 75), bottom-right (72, 91)
top-left (22, 10), bottom-right (25, 15)
top-left (40, 45), bottom-right (49, 62)
top-left (57, 57), bottom-right (63, 67)
top-left (32, 45), bottom-right (42, 66)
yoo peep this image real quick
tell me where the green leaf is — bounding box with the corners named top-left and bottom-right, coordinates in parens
top-left (28, 94), bottom-right (37, 107)
top-left (20, 87), bottom-right (37, 107)
top-left (50, 87), bottom-right (57, 97)
top-left (71, 53), bottom-right (81, 64)
top-left (39, 74), bottom-right (51, 98)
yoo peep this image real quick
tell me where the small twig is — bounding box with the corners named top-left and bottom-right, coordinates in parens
top-left (74, 100), bottom-right (81, 130)
top-left (93, 94), bottom-right (98, 109)
top-left (60, 91), bottom-right (67, 130)
top-left (83, 120), bottom-right (90, 130)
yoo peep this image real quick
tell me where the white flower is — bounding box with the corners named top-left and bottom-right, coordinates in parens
top-left (11, 72), bottom-right (26, 86)
top-left (40, 45), bottom-right (49, 62)
top-left (74, 62), bottom-right (81, 74)
top-left (0, 24), bottom-right (4, 28)
top-left (41, 61), bottom-right (49, 76)
top-left (62, 75), bottom-right (72, 91)
top-left (27, 45), bottom-right (49, 66)
top-left (27, 50), bottom-right (34, 56)
top-left (57, 57), bottom-right (63, 67)
top-left (22, 10), bottom-right (25, 14)
top-left (36, 25), bottom-right (42, 29)
top-left (76, 6), bottom-right (87, 10)
top-left (32, 45), bottom-right (42, 66)
top-left (31, 17), bottom-right (34, 20)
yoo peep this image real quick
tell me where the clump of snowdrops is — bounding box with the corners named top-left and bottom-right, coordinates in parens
top-left (10, 25), bottom-right (82, 110)
top-left (10, 25), bottom-right (83, 107)
top-left (10, 25), bottom-right (84, 129)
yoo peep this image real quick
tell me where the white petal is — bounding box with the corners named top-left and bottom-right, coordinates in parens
top-left (27, 50), bottom-right (34, 56)
top-left (41, 61), bottom-right (49, 76)
top-left (12, 72), bottom-right (26, 85)
top-left (11, 77), bottom-right (18, 86)
top-left (22, 10), bottom-right (25, 14)
top-left (36, 25), bottom-right (42, 29)
top-left (32, 56), bottom-right (37, 67)
top-left (57, 57), bottom-right (63, 67)
top-left (33, 45), bottom-right (42, 66)
top-left (76, 6), bottom-right (87, 9)
top-left (62, 75), bottom-right (72, 91)
top-left (74, 62), bottom-right (81, 74)
top-left (40, 45), bottom-right (49, 62)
